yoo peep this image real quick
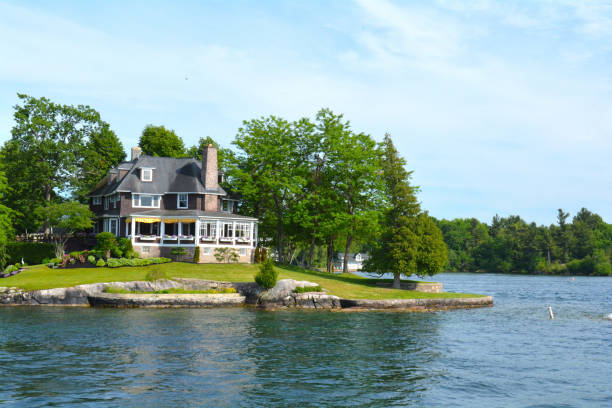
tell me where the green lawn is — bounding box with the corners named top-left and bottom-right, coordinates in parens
top-left (1, 263), bottom-right (484, 299)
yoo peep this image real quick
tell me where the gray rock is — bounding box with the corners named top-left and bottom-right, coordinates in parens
top-left (257, 279), bottom-right (341, 309)
top-left (88, 293), bottom-right (246, 308)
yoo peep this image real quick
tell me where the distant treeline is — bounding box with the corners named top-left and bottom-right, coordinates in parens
top-left (435, 208), bottom-right (612, 276)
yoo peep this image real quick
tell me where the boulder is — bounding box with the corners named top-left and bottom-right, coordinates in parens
top-left (257, 279), bottom-right (340, 309)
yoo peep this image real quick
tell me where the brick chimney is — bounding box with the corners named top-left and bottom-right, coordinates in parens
top-left (131, 146), bottom-right (142, 161)
top-left (202, 144), bottom-right (218, 190)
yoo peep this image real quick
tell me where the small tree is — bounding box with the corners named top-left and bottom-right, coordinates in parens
top-left (37, 202), bottom-right (93, 258)
top-left (255, 257), bottom-right (278, 289)
top-left (171, 247), bottom-right (187, 262)
top-left (214, 247), bottom-right (239, 263)
top-left (96, 232), bottom-right (118, 260)
top-left (193, 246), bottom-right (200, 263)
top-left (254, 247), bottom-right (261, 263)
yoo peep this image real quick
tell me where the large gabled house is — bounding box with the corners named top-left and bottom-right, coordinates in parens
top-left (88, 145), bottom-right (258, 262)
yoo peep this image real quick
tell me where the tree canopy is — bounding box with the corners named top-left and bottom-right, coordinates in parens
top-left (0, 94), bottom-right (124, 232)
top-left (138, 124), bottom-right (186, 157)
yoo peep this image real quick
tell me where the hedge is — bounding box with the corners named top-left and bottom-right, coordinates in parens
top-left (7, 242), bottom-right (55, 265)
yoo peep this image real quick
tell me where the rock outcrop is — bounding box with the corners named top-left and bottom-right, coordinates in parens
top-left (88, 293), bottom-right (245, 308)
top-left (257, 279), bottom-right (341, 309)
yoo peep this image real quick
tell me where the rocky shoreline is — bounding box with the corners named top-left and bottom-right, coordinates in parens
top-left (0, 279), bottom-right (493, 311)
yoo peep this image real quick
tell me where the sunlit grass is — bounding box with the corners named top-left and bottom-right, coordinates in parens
top-left (2, 262), bottom-right (484, 299)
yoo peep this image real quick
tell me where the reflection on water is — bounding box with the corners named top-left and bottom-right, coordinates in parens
top-left (1, 273), bottom-right (611, 407)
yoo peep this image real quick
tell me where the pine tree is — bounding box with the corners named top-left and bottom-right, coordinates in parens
top-left (364, 134), bottom-right (447, 288)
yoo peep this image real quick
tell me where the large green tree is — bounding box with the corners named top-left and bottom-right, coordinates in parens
top-left (36, 202), bottom-right (93, 258)
top-left (187, 136), bottom-right (232, 171)
top-left (229, 116), bottom-right (309, 262)
top-left (364, 135), bottom-right (447, 287)
top-left (0, 170), bottom-right (14, 268)
top-left (0, 94), bottom-right (113, 233)
top-left (138, 124), bottom-right (186, 157)
top-left (75, 124), bottom-right (126, 201)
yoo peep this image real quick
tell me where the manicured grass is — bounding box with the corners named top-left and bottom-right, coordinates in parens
top-left (103, 286), bottom-right (237, 295)
top-left (1, 263), bottom-right (485, 299)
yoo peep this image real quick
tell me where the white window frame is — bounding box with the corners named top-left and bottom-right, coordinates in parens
top-left (132, 193), bottom-right (161, 208)
top-left (141, 168), bottom-right (153, 182)
top-left (235, 222), bottom-right (250, 239)
top-left (239, 248), bottom-right (247, 256)
top-left (93, 196), bottom-right (101, 205)
top-left (222, 200), bottom-right (234, 212)
top-left (104, 196), bottom-right (109, 210)
top-left (177, 193), bottom-right (188, 209)
top-left (202, 247), bottom-right (212, 255)
top-left (142, 246), bottom-right (151, 254)
top-left (200, 221), bottom-right (217, 239)
top-left (221, 222), bottom-right (233, 238)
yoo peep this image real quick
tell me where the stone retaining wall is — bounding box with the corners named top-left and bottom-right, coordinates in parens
top-left (0, 279), bottom-right (492, 311)
top-left (88, 293), bottom-right (246, 308)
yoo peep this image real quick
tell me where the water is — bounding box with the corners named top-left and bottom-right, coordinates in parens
top-left (1, 273), bottom-right (610, 407)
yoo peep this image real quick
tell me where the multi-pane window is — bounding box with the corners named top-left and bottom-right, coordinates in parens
top-left (104, 196), bottom-right (109, 210)
top-left (235, 222), bottom-right (250, 239)
top-left (222, 200), bottom-right (234, 212)
top-left (221, 222), bottom-right (233, 238)
top-left (177, 193), bottom-right (188, 209)
top-left (141, 168), bottom-right (153, 182)
top-left (133, 194), bottom-right (160, 208)
top-left (93, 196), bottom-right (101, 205)
top-left (239, 248), bottom-right (247, 256)
top-left (200, 221), bottom-right (217, 239)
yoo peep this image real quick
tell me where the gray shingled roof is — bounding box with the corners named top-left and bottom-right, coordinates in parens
top-left (90, 155), bottom-right (227, 197)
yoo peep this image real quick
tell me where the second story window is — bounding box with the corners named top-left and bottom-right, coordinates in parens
top-left (141, 168), bottom-right (153, 182)
top-left (93, 196), bottom-right (101, 205)
top-left (133, 194), bottom-right (160, 208)
top-left (222, 199), bottom-right (234, 212)
top-left (177, 193), bottom-right (188, 209)
top-left (104, 196), bottom-right (109, 210)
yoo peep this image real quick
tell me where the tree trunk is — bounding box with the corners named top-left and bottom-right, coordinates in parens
top-left (326, 237), bottom-right (335, 273)
top-left (393, 273), bottom-right (401, 289)
top-left (44, 185), bottom-right (52, 235)
top-left (307, 233), bottom-right (316, 269)
top-left (276, 217), bottom-right (284, 264)
top-left (343, 233), bottom-right (353, 274)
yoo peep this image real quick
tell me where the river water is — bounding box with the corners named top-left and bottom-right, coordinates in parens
top-left (0, 273), bottom-right (610, 407)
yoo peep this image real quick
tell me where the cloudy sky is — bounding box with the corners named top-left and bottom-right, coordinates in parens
top-left (1, 0), bottom-right (610, 225)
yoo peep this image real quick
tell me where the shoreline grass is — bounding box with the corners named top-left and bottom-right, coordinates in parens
top-left (0, 262), bottom-right (485, 299)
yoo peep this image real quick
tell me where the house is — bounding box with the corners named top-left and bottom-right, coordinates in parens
top-left (334, 252), bottom-right (369, 272)
top-left (88, 145), bottom-right (258, 262)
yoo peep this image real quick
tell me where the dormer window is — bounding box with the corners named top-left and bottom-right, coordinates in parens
top-left (222, 199), bottom-right (235, 213)
top-left (177, 193), bottom-right (188, 209)
top-left (141, 168), bottom-right (153, 182)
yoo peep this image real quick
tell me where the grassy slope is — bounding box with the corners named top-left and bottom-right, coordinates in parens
top-left (1, 263), bottom-right (483, 299)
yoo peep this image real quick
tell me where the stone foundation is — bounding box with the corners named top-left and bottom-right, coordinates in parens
top-left (133, 245), bottom-right (255, 263)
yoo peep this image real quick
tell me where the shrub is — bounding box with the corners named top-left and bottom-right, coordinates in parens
top-left (118, 238), bottom-right (135, 259)
top-left (171, 247), bottom-right (187, 262)
top-left (7, 242), bottom-right (55, 265)
top-left (95, 232), bottom-right (118, 259)
top-left (87, 255), bottom-right (96, 264)
top-left (193, 246), bottom-right (200, 263)
top-left (69, 251), bottom-right (81, 259)
top-left (146, 268), bottom-right (167, 281)
top-left (96, 259), bottom-right (106, 267)
top-left (111, 247), bottom-right (123, 258)
top-left (214, 247), bottom-right (239, 263)
top-left (3, 264), bottom-right (18, 274)
top-left (254, 247), bottom-right (261, 263)
top-left (254, 257), bottom-right (278, 289)
top-left (294, 285), bottom-right (323, 293)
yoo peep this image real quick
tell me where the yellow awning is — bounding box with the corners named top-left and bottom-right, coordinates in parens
top-left (125, 218), bottom-right (131, 223)
top-left (163, 218), bottom-right (179, 223)
top-left (181, 218), bottom-right (196, 223)
top-left (134, 217), bottom-right (161, 224)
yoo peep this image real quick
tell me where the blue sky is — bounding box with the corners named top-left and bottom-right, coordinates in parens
top-left (1, 0), bottom-right (611, 225)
